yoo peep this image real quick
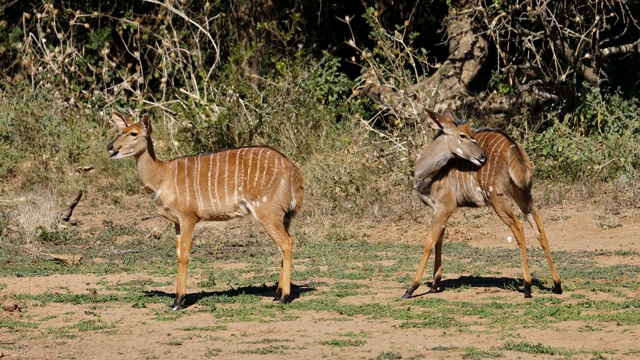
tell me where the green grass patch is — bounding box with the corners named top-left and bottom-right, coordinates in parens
top-left (500, 340), bottom-right (567, 355)
top-left (238, 345), bottom-right (291, 355)
top-left (462, 347), bottom-right (503, 359)
top-left (318, 339), bottom-right (367, 347)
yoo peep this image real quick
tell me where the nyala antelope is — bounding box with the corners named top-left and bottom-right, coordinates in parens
top-left (107, 112), bottom-right (304, 310)
top-left (404, 108), bottom-right (562, 299)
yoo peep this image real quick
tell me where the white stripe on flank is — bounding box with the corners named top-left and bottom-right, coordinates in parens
top-left (238, 148), bottom-right (245, 196)
top-left (195, 155), bottom-right (204, 214)
top-left (253, 148), bottom-right (265, 187)
top-left (490, 136), bottom-right (510, 190)
top-left (483, 134), bottom-right (504, 188)
top-left (477, 133), bottom-right (493, 187)
top-left (247, 148), bottom-right (255, 190)
top-left (260, 150), bottom-right (270, 188)
top-left (233, 149), bottom-right (240, 203)
top-left (214, 152), bottom-right (220, 209)
top-left (480, 133), bottom-right (497, 187)
top-left (224, 150), bottom-right (230, 208)
top-left (174, 159), bottom-right (180, 200)
top-left (184, 157), bottom-right (190, 208)
top-left (208, 154), bottom-right (215, 211)
top-left (236, 148), bottom-right (247, 197)
top-left (266, 153), bottom-right (279, 190)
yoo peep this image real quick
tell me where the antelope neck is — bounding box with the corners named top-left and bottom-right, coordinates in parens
top-left (134, 137), bottom-right (165, 193)
top-left (414, 136), bottom-right (454, 192)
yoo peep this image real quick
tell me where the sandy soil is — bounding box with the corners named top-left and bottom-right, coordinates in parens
top-left (1, 195), bottom-right (639, 360)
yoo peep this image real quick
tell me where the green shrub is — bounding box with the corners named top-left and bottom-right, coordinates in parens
top-left (0, 83), bottom-right (97, 184)
top-left (523, 87), bottom-right (640, 182)
top-left (176, 51), bottom-right (354, 161)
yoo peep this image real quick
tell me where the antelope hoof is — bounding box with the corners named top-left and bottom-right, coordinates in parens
top-left (523, 283), bottom-right (532, 298)
top-left (553, 282), bottom-right (563, 294)
top-left (402, 284), bottom-right (418, 299)
top-left (172, 295), bottom-right (186, 311)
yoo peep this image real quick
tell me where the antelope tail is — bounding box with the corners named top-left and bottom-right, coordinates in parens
top-left (289, 165), bottom-right (305, 216)
top-left (507, 143), bottom-right (533, 190)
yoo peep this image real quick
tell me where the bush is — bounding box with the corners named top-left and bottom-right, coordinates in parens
top-left (175, 49), bottom-right (356, 161)
top-left (0, 83), bottom-right (97, 184)
top-left (522, 87), bottom-right (640, 182)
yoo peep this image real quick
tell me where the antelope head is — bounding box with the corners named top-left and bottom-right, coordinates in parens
top-left (425, 109), bottom-right (486, 167)
top-left (107, 112), bottom-right (152, 160)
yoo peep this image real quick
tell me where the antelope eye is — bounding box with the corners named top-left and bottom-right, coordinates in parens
top-left (129, 132), bottom-right (138, 137)
top-left (459, 133), bottom-right (467, 139)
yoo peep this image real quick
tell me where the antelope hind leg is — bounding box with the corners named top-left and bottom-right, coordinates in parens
top-left (526, 211), bottom-right (562, 294)
top-left (431, 232), bottom-right (445, 291)
top-left (260, 215), bottom-right (294, 303)
top-left (492, 199), bottom-right (533, 298)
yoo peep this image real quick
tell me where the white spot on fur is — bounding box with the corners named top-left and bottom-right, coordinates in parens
top-left (489, 186), bottom-right (494, 192)
top-left (151, 189), bottom-right (162, 201)
top-left (176, 248), bottom-right (181, 257)
top-left (262, 196), bottom-right (268, 203)
top-left (476, 186), bottom-right (482, 193)
top-left (455, 148), bottom-right (463, 155)
top-left (507, 236), bottom-right (513, 243)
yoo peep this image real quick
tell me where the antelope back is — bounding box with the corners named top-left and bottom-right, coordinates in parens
top-left (447, 130), bottom-right (533, 206)
top-left (165, 147), bottom-right (304, 219)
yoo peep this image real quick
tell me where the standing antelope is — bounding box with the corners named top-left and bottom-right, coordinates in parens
top-left (403, 108), bottom-right (562, 299)
top-left (107, 112), bottom-right (304, 310)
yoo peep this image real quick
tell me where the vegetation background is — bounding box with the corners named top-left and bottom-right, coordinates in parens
top-left (0, 0), bottom-right (637, 259)
top-left (0, 0), bottom-right (639, 262)
top-left (1, 0), bottom-right (640, 190)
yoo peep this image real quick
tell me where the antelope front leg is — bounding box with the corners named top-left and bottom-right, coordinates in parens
top-left (403, 207), bottom-right (454, 299)
top-left (173, 218), bottom-right (197, 310)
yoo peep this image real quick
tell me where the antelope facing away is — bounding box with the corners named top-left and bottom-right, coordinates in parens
top-left (403, 109), bottom-right (562, 299)
top-left (107, 112), bottom-right (304, 310)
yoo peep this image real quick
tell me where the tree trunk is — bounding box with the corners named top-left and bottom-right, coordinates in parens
top-left (360, 2), bottom-right (488, 121)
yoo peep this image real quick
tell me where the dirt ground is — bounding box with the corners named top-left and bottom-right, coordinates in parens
top-left (1, 196), bottom-right (639, 359)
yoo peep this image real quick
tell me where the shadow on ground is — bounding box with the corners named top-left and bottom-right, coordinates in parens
top-left (144, 282), bottom-right (316, 308)
top-left (407, 275), bottom-right (557, 297)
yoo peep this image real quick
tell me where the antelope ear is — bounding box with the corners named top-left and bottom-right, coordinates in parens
top-left (141, 114), bottom-right (152, 135)
top-left (441, 109), bottom-right (458, 124)
top-left (425, 108), bottom-right (444, 131)
top-left (112, 111), bottom-right (131, 131)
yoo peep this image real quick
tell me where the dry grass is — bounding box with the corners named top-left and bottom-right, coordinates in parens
top-left (13, 189), bottom-right (61, 243)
